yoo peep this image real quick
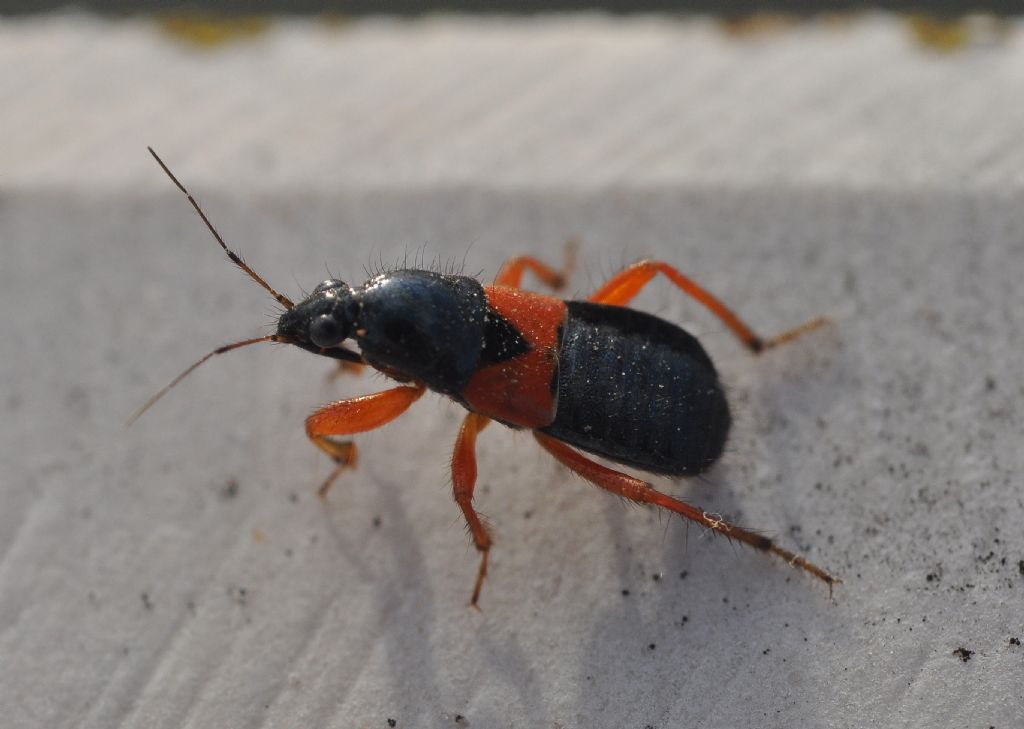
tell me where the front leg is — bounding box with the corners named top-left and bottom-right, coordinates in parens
top-left (306, 384), bottom-right (425, 497)
top-left (326, 359), bottom-right (368, 383)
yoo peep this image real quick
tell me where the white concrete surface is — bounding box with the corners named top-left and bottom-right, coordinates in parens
top-left (2, 12), bottom-right (1022, 729)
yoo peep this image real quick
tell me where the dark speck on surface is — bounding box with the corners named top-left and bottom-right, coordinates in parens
top-left (953, 647), bottom-right (974, 662)
top-left (220, 478), bottom-right (239, 500)
top-left (387, 719), bottom-right (396, 727)
top-left (228, 585), bottom-right (248, 607)
top-left (1010, 637), bottom-right (1021, 646)
top-left (141, 592), bottom-right (153, 611)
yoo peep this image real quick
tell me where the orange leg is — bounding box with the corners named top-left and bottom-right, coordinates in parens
top-left (451, 412), bottom-right (493, 607)
top-left (326, 359), bottom-right (367, 384)
top-left (588, 260), bottom-right (827, 353)
top-left (534, 432), bottom-right (840, 592)
top-left (494, 237), bottom-right (578, 289)
top-left (306, 384), bottom-right (425, 497)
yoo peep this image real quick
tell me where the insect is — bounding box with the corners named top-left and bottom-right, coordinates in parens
top-left (135, 147), bottom-right (840, 606)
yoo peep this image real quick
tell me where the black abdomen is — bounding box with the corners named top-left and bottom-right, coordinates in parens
top-left (541, 301), bottom-right (731, 476)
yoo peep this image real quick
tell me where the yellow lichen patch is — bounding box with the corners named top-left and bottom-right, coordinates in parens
top-left (906, 14), bottom-right (1011, 53)
top-left (907, 15), bottom-right (971, 51)
top-left (719, 13), bottom-right (802, 39)
top-left (157, 13), bottom-right (272, 49)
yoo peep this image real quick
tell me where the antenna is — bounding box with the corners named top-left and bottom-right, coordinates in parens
top-left (148, 147), bottom-right (294, 310)
top-left (127, 335), bottom-right (284, 425)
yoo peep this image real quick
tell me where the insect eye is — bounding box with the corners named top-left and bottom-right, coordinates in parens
top-left (309, 314), bottom-right (346, 348)
top-left (313, 278), bottom-right (346, 295)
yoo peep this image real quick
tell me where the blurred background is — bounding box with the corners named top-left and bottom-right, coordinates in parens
top-left (1, 0), bottom-right (1022, 13)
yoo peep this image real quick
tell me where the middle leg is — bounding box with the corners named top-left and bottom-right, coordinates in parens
top-left (451, 412), bottom-right (493, 607)
top-left (493, 237), bottom-right (578, 289)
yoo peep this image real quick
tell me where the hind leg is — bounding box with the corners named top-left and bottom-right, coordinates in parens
top-left (588, 260), bottom-right (827, 353)
top-left (534, 432), bottom-right (840, 592)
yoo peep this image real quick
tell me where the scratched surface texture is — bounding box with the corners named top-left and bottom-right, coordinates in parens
top-left (2, 12), bottom-right (1022, 729)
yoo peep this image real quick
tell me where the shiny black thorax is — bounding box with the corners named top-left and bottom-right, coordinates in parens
top-left (278, 270), bottom-right (524, 397)
top-left (355, 271), bottom-right (490, 394)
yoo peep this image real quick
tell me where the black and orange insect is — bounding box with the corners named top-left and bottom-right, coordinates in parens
top-left (135, 148), bottom-right (839, 605)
